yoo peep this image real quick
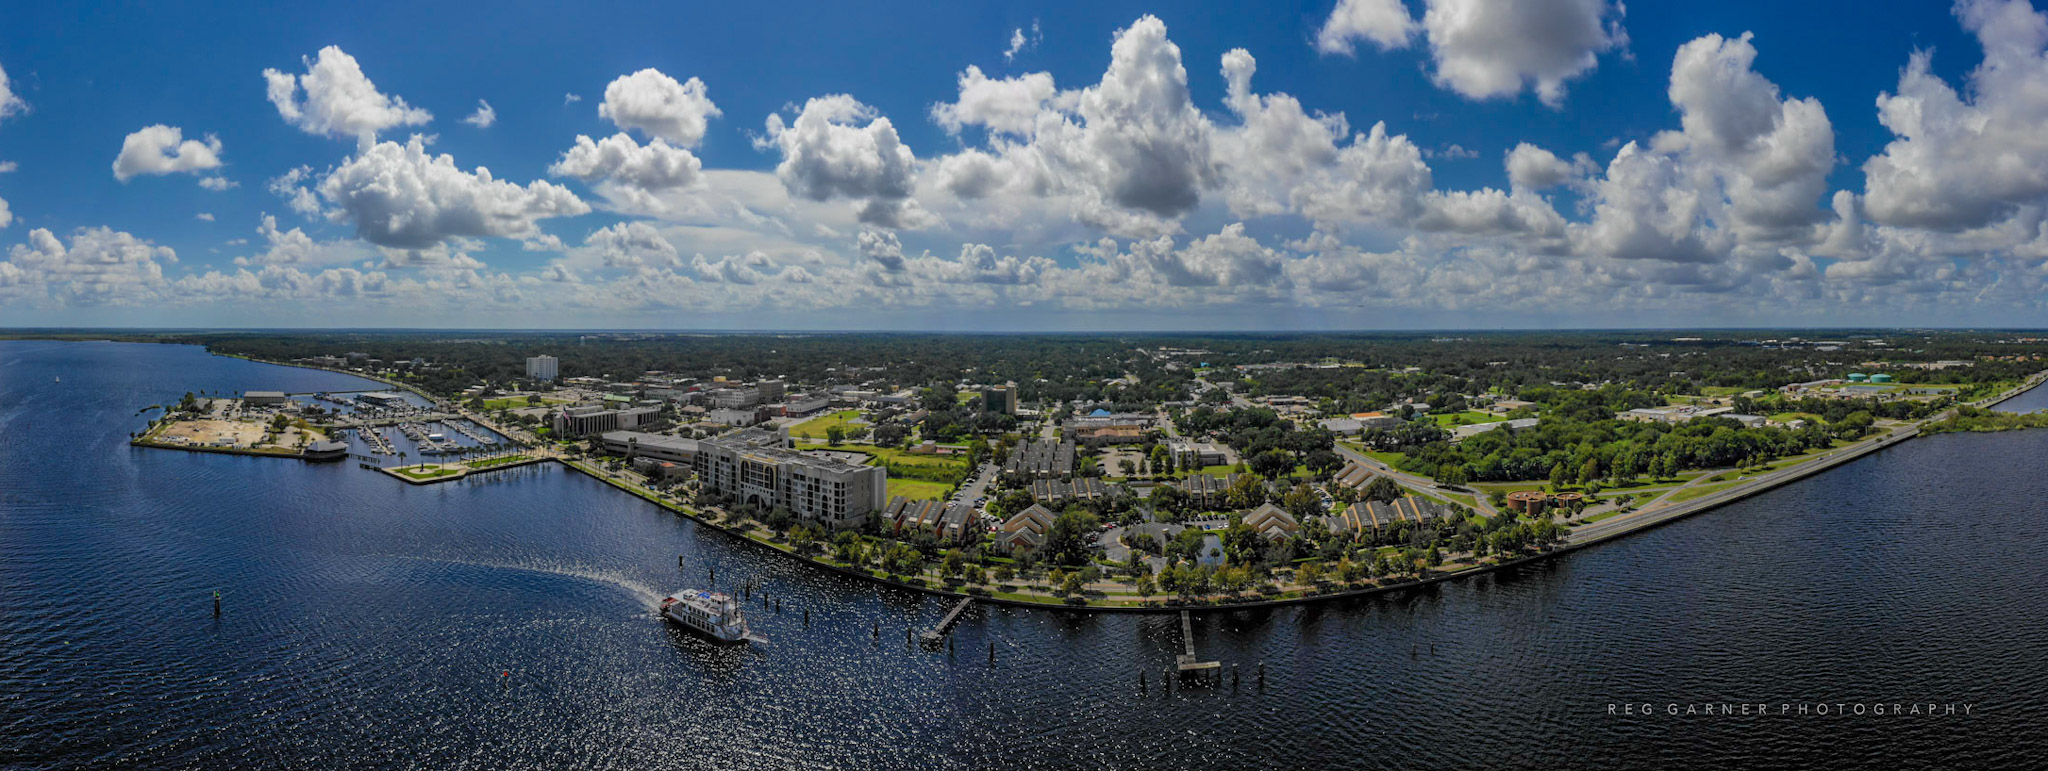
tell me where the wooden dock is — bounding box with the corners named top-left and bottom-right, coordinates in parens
top-left (1175, 610), bottom-right (1220, 674)
top-left (921, 597), bottom-right (974, 644)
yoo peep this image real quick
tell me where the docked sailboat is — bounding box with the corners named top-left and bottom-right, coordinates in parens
top-left (659, 589), bottom-right (751, 644)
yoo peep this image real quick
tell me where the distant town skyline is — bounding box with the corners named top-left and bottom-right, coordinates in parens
top-left (5, 1), bottom-right (2048, 331)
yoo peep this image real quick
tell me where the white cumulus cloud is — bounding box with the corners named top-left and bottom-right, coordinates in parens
top-left (759, 95), bottom-right (922, 228)
top-left (1421, 0), bottom-right (1626, 107)
top-left (930, 66), bottom-right (1057, 136)
top-left (1861, 0), bottom-right (2048, 231)
top-left (463, 99), bottom-right (496, 128)
top-left (112, 125), bottom-right (224, 181)
top-left (550, 133), bottom-right (703, 190)
top-left (318, 136), bottom-right (590, 248)
top-left (1316, 0), bottom-right (1418, 55)
top-left (0, 61), bottom-right (24, 120)
top-left (264, 46), bottom-right (432, 145)
top-left (598, 69), bottom-right (721, 146)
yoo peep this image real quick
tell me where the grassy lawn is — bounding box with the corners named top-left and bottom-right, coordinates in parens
top-left (1338, 442), bottom-right (1408, 467)
top-left (1470, 480), bottom-right (1549, 495)
top-left (1438, 491), bottom-right (1478, 510)
top-left (397, 466), bottom-right (459, 480)
top-left (1582, 509), bottom-right (1627, 524)
top-left (1364, 451), bottom-right (1408, 466)
top-left (789, 410), bottom-right (864, 440)
top-left (1429, 410), bottom-right (1499, 428)
top-left (1767, 411), bottom-right (1824, 425)
top-left (1667, 480), bottom-right (1743, 503)
top-left (465, 454), bottom-right (529, 469)
top-left (887, 478), bottom-right (953, 501)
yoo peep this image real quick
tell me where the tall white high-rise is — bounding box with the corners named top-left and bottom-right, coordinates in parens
top-left (525, 354), bottom-right (559, 382)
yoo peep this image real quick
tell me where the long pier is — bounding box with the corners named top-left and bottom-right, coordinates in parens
top-left (356, 426), bottom-right (395, 455)
top-left (922, 597), bottom-right (974, 644)
top-left (439, 419), bottom-right (499, 446)
top-left (1175, 611), bottom-right (1220, 675)
top-left (342, 412), bottom-right (465, 429)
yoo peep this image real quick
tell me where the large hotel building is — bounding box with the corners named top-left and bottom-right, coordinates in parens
top-left (694, 428), bottom-right (886, 529)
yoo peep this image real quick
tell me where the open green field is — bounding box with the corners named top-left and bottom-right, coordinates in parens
top-left (1767, 411), bottom-right (1824, 425)
top-left (1429, 410), bottom-right (1499, 428)
top-left (1668, 480), bottom-right (1741, 503)
top-left (1582, 508), bottom-right (1627, 524)
top-left (397, 466), bottom-right (459, 480)
top-left (1364, 450), bottom-right (1408, 466)
top-left (886, 478), bottom-right (952, 501)
top-left (1437, 491), bottom-right (1478, 510)
top-left (789, 410), bottom-right (864, 440)
top-left (1337, 442), bottom-right (1407, 467)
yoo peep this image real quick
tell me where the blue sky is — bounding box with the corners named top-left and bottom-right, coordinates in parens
top-left (0, 0), bottom-right (2042, 330)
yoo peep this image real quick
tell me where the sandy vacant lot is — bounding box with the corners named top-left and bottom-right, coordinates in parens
top-left (158, 418), bottom-right (324, 449)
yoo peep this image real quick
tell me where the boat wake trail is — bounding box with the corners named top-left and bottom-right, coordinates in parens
top-left (385, 554), bottom-right (666, 609)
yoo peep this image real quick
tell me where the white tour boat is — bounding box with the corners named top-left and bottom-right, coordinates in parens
top-left (660, 589), bottom-right (751, 644)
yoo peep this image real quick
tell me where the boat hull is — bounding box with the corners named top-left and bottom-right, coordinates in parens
top-left (661, 607), bottom-right (750, 644)
top-left (659, 591), bottom-right (751, 645)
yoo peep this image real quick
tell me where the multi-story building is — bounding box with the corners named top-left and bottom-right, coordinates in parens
top-left (983, 384), bottom-right (1018, 415)
top-left (707, 407), bottom-right (758, 427)
top-left (597, 431), bottom-right (698, 464)
top-left (695, 428), bottom-right (886, 529)
top-left (1164, 438), bottom-right (1228, 468)
top-left (1002, 439), bottom-right (1075, 480)
top-left (553, 405), bottom-right (664, 438)
top-left (709, 387), bottom-right (762, 410)
top-left (783, 395), bottom-right (831, 417)
top-left (525, 354), bottom-right (559, 382)
top-left (554, 406), bottom-right (620, 437)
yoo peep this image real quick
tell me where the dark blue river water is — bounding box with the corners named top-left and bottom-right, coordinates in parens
top-left (3, 341), bottom-right (2044, 769)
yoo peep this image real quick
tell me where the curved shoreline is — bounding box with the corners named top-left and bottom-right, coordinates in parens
top-left (204, 348), bottom-right (2048, 616)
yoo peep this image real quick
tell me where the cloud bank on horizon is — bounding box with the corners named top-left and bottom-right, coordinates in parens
top-left (3, 0), bottom-right (2048, 329)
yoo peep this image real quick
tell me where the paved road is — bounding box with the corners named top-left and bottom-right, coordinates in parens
top-left (1570, 370), bottom-right (2044, 544)
top-left (1567, 425), bottom-right (1916, 544)
top-left (1194, 376), bottom-right (1254, 410)
top-left (1330, 441), bottom-right (1500, 517)
top-left (954, 461), bottom-right (997, 511)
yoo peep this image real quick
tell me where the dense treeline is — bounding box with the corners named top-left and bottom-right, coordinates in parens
top-left (30, 330), bottom-right (2036, 413)
top-left (1215, 332), bottom-right (2043, 408)
top-left (1396, 415), bottom-right (1849, 485)
top-left (1923, 406), bottom-right (2048, 434)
